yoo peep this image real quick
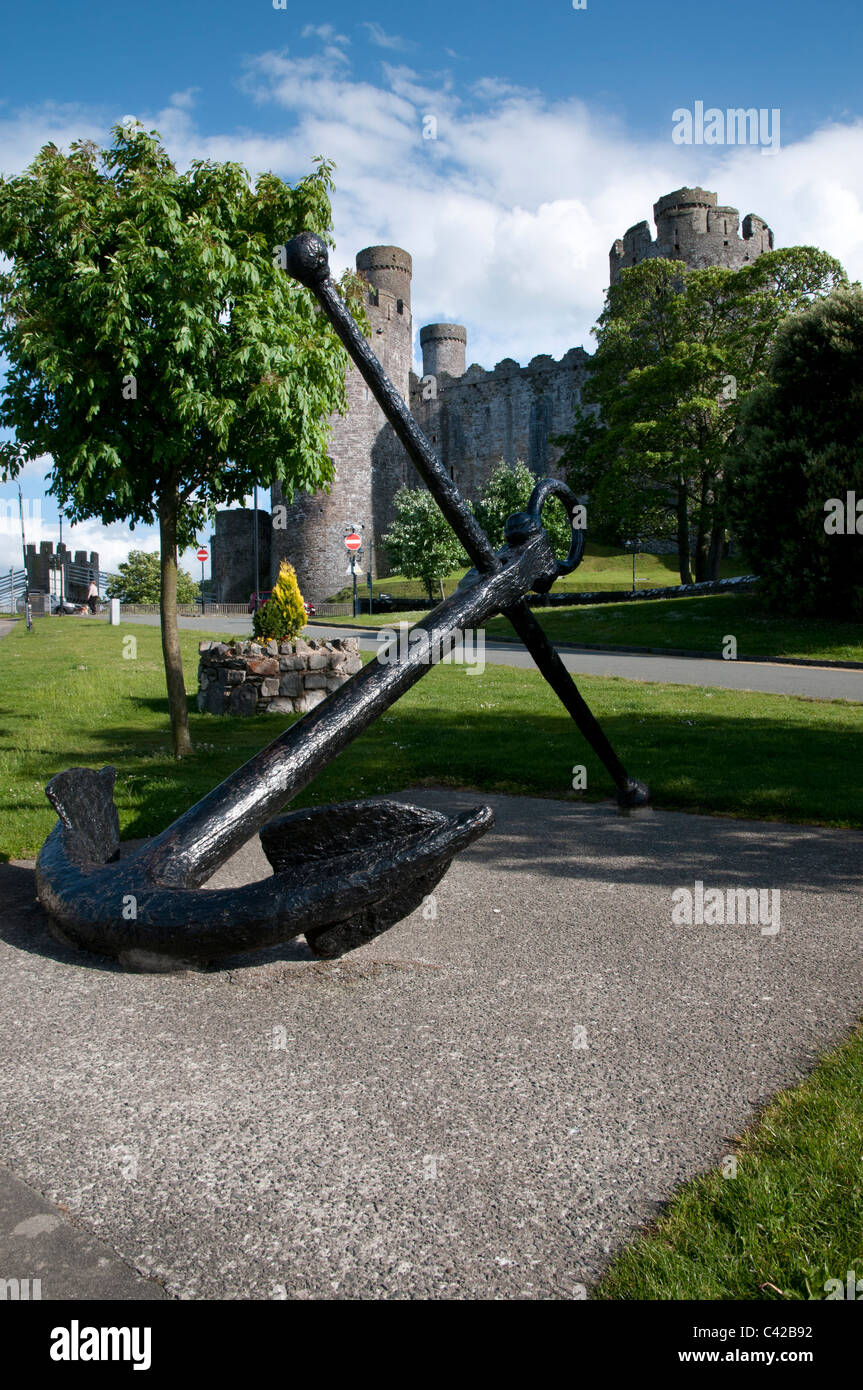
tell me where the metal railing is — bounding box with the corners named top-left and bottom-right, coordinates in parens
top-left (0, 568), bottom-right (28, 614)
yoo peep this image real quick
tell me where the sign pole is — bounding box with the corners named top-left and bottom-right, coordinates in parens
top-left (196, 546), bottom-right (209, 615)
top-left (344, 528), bottom-right (363, 618)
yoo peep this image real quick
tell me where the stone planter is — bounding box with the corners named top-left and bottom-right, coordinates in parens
top-left (197, 636), bottom-right (362, 716)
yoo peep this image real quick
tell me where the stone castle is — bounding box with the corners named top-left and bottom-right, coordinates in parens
top-left (211, 187), bottom-right (773, 603)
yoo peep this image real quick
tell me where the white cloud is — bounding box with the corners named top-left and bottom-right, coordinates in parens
top-left (168, 88), bottom-right (200, 111)
top-left (301, 24), bottom-right (349, 46)
top-left (360, 22), bottom-right (414, 52)
top-left (1, 45), bottom-right (862, 398)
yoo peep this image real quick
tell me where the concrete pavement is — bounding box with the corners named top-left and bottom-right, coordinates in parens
top-left (1, 789), bottom-right (861, 1299)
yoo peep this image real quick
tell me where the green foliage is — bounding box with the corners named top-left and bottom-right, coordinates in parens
top-left (106, 550), bottom-right (200, 604)
top-left (473, 458), bottom-right (572, 557)
top-left (382, 486), bottom-right (467, 600)
top-left (556, 248), bottom-right (848, 583)
top-left (727, 286), bottom-right (863, 619)
top-left (0, 122), bottom-right (366, 537)
top-left (0, 121), bottom-right (362, 752)
top-left (253, 559), bottom-right (306, 640)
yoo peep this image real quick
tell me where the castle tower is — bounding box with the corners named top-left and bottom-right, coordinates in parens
top-left (609, 187), bottom-right (774, 283)
top-left (420, 324), bottom-right (467, 380)
top-left (211, 508), bottom-right (271, 603)
top-left (269, 245), bottom-right (413, 599)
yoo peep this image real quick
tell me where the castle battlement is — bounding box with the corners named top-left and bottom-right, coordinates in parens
top-left (610, 186), bottom-right (774, 283)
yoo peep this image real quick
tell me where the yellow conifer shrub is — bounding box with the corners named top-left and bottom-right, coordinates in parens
top-left (253, 559), bottom-right (307, 641)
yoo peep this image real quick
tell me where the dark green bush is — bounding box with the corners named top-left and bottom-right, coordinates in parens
top-left (727, 287), bottom-right (863, 618)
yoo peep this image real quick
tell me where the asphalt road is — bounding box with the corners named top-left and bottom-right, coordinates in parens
top-left (117, 612), bottom-right (863, 701)
top-left (2, 790), bottom-right (861, 1299)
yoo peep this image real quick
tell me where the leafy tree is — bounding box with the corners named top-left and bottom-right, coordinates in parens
top-left (474, 458), bottom-right (572, 558)
top-left (556, 249), bottom-right (847, 583)
top-left (727, 286), bottom-right (863, 618)
top-left (382, 485), bottom-right (467, 600)
top-left (0, 122), bottom-right (365, 755)
top-left (253, 559), bottom-right (307, 640)
top-left (107, 549), bottom-right (200, 604)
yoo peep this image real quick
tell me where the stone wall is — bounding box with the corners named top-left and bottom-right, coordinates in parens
top-left (197, 636), bottom-right (362, 716)
top-left (410, 347), bottom-right (591, 500)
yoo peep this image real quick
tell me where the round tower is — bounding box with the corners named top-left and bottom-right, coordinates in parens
top-left (270, 244), bottom-right (414, 600)
top-left (355, 245), bottom-right (412, 312)
top-left (420, 323), bottom-right (467, 380)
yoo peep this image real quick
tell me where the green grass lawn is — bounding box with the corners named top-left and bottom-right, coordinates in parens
top-left (595, 1024), bottom-right (863, 1300)
top-left (486, 593), bottom-right (863, 663)
top-left (328, 540), bottom-right (751, 602)
top-left (330, 592), bottom-right (863, 665)
top-left (1, 615), bottom-right (861, 861)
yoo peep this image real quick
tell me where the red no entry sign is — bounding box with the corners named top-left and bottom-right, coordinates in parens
top-left (344, 532), bottom-right (362, 552)
top-left (196, 547), bottom-right (209, 563)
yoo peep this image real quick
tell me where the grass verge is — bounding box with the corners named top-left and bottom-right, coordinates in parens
top-left (484, 593), bottom-right (863, 664)
top-left (1, 616), bottom-right (861, 860)
top-left (595, 1024), bottom-right (863, 1300)
top-left (330, 592), bottom-right (863, 665)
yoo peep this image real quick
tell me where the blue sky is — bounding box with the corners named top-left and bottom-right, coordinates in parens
top-left (1, 0), bottom-right (861, 572)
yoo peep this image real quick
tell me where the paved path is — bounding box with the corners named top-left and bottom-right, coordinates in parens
top-left (2, 791), bottom-right (861, 1299)
top-left (118, 612), bottom-right (863, 700)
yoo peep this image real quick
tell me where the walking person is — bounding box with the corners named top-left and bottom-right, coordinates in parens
top-left (86, 578), bottom-right (99, 615)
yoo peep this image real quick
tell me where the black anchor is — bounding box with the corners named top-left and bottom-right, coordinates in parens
top-left (34, 233), bottom-right (648, 970)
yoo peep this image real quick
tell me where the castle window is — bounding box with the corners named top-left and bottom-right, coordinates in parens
top-left (397, 298), bottom-right (404, 315)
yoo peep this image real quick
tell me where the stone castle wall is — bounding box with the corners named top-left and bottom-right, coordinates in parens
top-left (211, 509), bottom-right (271, 604)
top-left (409, 348), bottom-right (591, 501)
top-left (25, 542), bottom-right (100, 602)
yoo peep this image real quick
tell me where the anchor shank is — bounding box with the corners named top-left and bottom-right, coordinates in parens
top-left (138, 532), bottom-right (558, 889)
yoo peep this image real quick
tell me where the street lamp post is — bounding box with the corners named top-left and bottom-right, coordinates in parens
top-left (253, 485), bottom-right (260, 611)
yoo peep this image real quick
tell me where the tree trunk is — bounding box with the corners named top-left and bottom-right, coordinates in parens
top-left (676, 477), bottom-right (693, 585)
top-left (159, 491), bottom-right (193, 758)
top-left (693, 473), bottom-right (711, 584)
top-left (706, 517), bottom-right (724, 581)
